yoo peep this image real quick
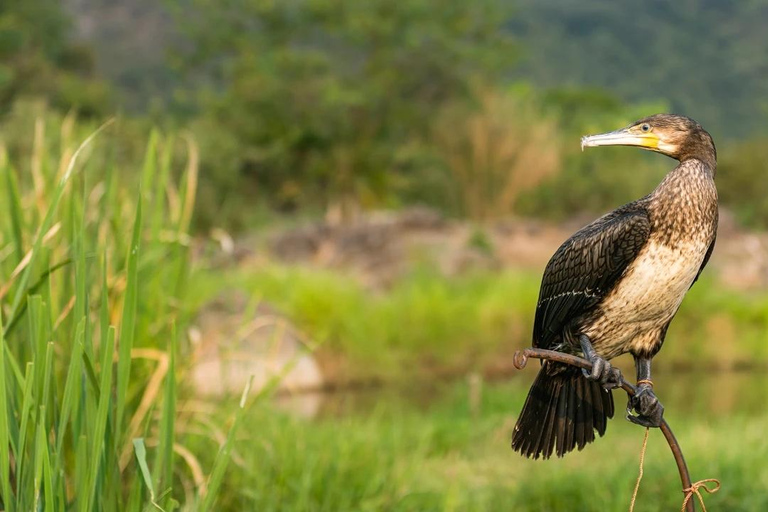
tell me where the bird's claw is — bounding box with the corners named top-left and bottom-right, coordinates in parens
top-left (581, 356), bottom-right (622, 390)
top-left (626, 386), bottom-right (664, 428)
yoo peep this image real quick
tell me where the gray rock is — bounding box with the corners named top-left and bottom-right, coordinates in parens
top-left (189, 292), bottom-right (323, 399)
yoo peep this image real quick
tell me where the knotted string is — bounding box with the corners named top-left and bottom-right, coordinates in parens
top-left (681, 479), bottom-right (721, 512)
top-left (628, 427), bottom-right (650, 512)
top-left (628, 426), bottom-right (720, 512)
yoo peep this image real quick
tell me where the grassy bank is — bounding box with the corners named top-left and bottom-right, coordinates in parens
top-left (215, 376), bottom-right (768, 511)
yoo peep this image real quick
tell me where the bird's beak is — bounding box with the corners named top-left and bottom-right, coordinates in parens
top-left (580, 128), bottom-right (659, 152)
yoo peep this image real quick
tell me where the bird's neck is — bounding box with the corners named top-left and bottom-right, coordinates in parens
top-left (654, 159), bottom-right (716, 197)
top-left (648, 159), bottom-right (718, 244)
top-left (679, 155), bottom-right (717, 177)
top-left (677, 131), bottom-right (717, 172)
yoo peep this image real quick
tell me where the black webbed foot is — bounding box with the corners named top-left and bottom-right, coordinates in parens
top-left (580, 356), bottom-right (623, 390)
top-left (626, 385), bottom-right (664, 427)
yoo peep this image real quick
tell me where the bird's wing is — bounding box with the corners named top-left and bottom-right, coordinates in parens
top-left (533, 208), bottom-right (651, 349)
top-left (691, 235), bottom-right (716, 288)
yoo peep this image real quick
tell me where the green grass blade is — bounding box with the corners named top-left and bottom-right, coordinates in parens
top-left (4, 259), bottom-right (75, 338)
top-left (54, 320), bottom-right (85, 482)
top-left (33, 405), bottom-right (54, 511)
top-left (74, 208), bottom-right (87, 325)
top-left (33, 406), bottom-right (46, 510)
top-left (151, 135), bottom-right (174, 239)
top-left (125, 480), bottom-right (143, 512)
top-left (126, 412), bottom-right (154, 512)
top-left (178, 136), bottom-right (198, 236)
top-left (84, 326), bottom-right (115, 512)
top-left (157, 358), bottom-right (176, 473)
top-left (42, 425), bottom-right (54, 512)
top-left (116, 196), bottom-right (141, 443)
top-left (133, 438), bottom-right (154, 496)
top-left (0, 313), bottom-right (13, 512)
top-left (142, 130), bottom-right (159, 201)
top-left (80, 348), bottom-right (101, 400)
top-left (99, 252), bottom-right (109, 359)
top-left (28, 295), bottom-right (44, 389)
top-left (6, 120), bottom-right (113, 334)
top-left (42, 340), bottom-right (54, 412)
top-left (200, 377), bottom-right (253, 512)
top-left (74, 435), bottom-right (87, 511)
top-left (5, 164), bottom-right (25, 262)
top-left (116, 196), bottom-right (142, 445)
top-left (56, 319), bottom-right (85, 440)
top-left (142, 130), bottom-right (160, 242)
top-left (153, 324), bottom-right (176, 501)
top-left (14, 363), bottom-right (34, 510)
top-left (133, 438), bottom-right (166, 511)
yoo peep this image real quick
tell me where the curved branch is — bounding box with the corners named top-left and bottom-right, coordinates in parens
top-left (513, 347), bottom-right (695, 512)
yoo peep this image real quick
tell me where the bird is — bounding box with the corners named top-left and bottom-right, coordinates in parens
top-left (511, 114), bottom-right (718, 459)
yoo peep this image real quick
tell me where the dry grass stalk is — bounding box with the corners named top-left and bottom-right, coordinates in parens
top-left (119, 348), bottom-right (170, 470)
top-left (434, 90), bottom-right (561, 220)
top-left (31, 117), bottom-right (47, 215)
top-left (180, 134), bottom-right (199, 234)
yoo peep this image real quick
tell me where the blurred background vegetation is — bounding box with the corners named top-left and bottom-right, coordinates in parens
top-left (2, 0), bottom-right (768, 510)
top-left (3, 0), bottom-right (767, 229)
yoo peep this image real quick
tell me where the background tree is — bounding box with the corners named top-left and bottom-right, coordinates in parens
top-left (175, 0), bottom-right (517, 227)
top-left (0, 0), bottom-right (111, 116)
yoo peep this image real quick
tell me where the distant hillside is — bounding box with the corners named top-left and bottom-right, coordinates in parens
top-left (509, 0), bottom-right (768, 139)
top-left (63, 0), bottom-right (768, 137)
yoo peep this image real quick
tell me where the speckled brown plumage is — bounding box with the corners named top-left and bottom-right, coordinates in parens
top-left (513, 114), bottom-right (718, 459)
top-left (563, 159), bottom-right (717, 361)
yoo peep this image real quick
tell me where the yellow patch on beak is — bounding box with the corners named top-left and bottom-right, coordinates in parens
top-left (636, 133), bottom-right (660, 149)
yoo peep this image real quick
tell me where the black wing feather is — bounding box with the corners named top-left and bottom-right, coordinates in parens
top-left (691, 236), bottom-right (716, 288)
top-left (533, 206), bottom-right (651, 349)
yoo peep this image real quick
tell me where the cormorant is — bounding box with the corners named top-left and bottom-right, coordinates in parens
top-left (511, 114), bottom-right (718, 459)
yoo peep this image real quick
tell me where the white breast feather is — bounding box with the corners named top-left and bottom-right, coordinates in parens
top-left (603, 240), bottom-right (707, 322)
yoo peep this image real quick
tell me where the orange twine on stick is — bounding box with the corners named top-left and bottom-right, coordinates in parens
top-left (629, 427), bottom-right (721, 512)
top-left (681, 479), bottom-right (721, 512)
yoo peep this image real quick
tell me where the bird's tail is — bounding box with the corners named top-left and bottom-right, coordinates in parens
top-left (511, 362), bottom-right (614, 459)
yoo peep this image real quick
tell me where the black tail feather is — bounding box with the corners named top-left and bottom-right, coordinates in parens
top-left (512, 362), bottom-right (614, 459)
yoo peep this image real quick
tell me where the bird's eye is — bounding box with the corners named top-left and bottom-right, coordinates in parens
top-left (641, 123), bottom-right (651, 132)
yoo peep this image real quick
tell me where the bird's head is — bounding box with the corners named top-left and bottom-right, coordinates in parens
top-left (580, 114), bottom-right (716, 167)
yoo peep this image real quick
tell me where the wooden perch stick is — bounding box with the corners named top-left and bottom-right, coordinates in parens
top-left (513, 347), bottom-right (696, 512)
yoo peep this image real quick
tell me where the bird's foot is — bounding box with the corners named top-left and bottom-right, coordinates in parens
top-left (626, 384), bottom-right (664, 427)
top-left (581, 355), bottom-right (623, 390)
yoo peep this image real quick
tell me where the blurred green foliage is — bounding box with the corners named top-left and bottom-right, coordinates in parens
top-left (220, 377), bottom-right (768, 510)
top-left (188, 264), bottom-right (768, 382)
top-left (3, 0), bottom-right (768, 229)
top-left (0, 0), bottom-right (112, 116)
top-left (718, 139), bottom-right (768, 228)
top-left (175, 0), bottom-right (517, 227)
